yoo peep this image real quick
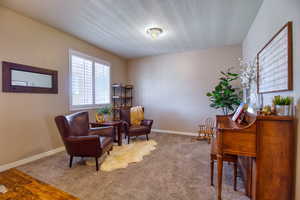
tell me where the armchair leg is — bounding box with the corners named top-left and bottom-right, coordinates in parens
top-left (127, 136), bottom-right (130, 144)
top-left (146, 134), bottom-right (149, 141)
top-left (95, 157), bottom-right (99, 171)
top-left (69, 156), bottom-right (73, 168)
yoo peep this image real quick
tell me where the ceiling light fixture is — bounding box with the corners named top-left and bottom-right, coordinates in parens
top-left (146, 27), bottom-right (163, 39)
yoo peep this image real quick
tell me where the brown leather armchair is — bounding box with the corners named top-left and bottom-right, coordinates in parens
top-left (55, 112), bottom-right (113, 171)
top-left (120, 108), bottom-right (153, 144)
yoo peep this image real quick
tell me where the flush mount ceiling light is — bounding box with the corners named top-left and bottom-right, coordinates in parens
top-left (146, 27), bottom-right (163, 39)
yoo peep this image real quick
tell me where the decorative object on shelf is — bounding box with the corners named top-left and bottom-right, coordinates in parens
top-left (239, 58), bottom-right (257, 104)
top-left (112, 84), bottom-right (133, 120)
top-left (232, 103), bottom-right (248, 122)
top-left (273, 96), bottom-right (292, 116)
top-left (95, 113), bottom-right (105, 123)
top-left (260, 105), bottom-right (276, 116)
top-left (125, 84), bottom-right (133, 89)
top-left (96, 106), bottom-right (112, 122)
top-left (207, 68), bottom-right (242, 115)
top-left (112, 83), bottom-right (122, 87)
top-left (197, 118), bottom-right (215, 144)
top-left (257, 22), bottom-right (293, 94)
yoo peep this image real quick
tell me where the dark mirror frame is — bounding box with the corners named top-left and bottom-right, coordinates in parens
top-left (2, 61), bottom-right (58, 94)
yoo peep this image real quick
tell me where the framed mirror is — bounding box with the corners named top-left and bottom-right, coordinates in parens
top-left (2, 61), bottom-right (58, 94)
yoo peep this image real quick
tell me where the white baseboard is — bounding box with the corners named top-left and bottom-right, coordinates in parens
top-left (152, 129), bottom-right (198, 137)
top-left (0, 146), bottom-right (65, 172)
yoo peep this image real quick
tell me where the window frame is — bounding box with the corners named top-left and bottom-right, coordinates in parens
top-left (69, 49), bottom-right (111, 111)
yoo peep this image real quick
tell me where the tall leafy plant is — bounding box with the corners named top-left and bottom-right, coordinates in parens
top-left (206, 70), bottom-right (241, 115)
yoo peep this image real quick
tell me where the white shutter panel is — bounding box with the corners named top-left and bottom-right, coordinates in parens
top-left (95, 62), bottom-right (110, 104)
top-left (71, 55), bottom-right (93, 106)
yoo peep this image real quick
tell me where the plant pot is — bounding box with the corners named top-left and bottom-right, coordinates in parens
top-left (96, 114), bottom-right (105, 123)
top-left (104, 114), bottom-right (111, 122)
top-left (275, 105), bottom-right (291, 116)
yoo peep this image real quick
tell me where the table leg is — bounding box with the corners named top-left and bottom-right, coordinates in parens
top-left (217, 153), bottom-right (223, 200)
top-left (113, 127), bottom-right (118, 143)
top-left (117, 125), bottom-right (122, 146)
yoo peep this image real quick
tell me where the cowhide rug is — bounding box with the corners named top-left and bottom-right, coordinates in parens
top-left (86, 139), bottom-right (157, 171)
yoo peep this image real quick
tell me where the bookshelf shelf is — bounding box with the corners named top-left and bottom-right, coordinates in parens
top-left (112, 84), bottom-right (133, 120)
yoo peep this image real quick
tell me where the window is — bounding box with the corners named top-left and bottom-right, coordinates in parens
top-left (69, 50), bottom-right (110, 110)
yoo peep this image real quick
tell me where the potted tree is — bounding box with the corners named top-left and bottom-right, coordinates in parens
top-left (273, 96), bottom-right (292, 116)
top-left (207, 70), bottom-right (241, 115)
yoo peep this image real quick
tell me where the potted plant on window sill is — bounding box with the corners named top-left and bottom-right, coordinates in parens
top-left (96, 106), bottom-right (112, 123)
top-left (273, 96), bottom-right (292, 116)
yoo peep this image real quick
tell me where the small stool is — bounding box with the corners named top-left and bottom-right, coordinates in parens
top-left (210, 138), bottom-right (238, 191)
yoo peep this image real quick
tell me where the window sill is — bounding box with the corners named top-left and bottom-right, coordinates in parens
top-left (69, 104), bottom-right (111, 112)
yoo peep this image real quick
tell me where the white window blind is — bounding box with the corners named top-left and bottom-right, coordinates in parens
top-left (95, 62), bottom-right (110, 104)
top-left (70, 50), bottom-right (110, 110)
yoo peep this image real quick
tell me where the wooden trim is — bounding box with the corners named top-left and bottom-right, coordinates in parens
top-left (0, 147), bottom-right (65, 172)
top-left (257, 21), bottom-right (293, 94)
top-left (288, 22), bottom-right (293, 91)
top-left (2, 61), bottom-right (58, 94)
top-left (223, 150), bottom-right (256, 157)
top-left (256, 115), bottom-right (294, 121)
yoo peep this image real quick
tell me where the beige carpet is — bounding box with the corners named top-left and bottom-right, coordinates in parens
top-left (18, 133), bottom-right (249, 200)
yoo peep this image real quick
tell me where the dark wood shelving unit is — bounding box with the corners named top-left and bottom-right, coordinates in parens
top-left (112, 84), bottom-right (133, 120)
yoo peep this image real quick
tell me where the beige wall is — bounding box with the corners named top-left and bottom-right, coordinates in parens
top-left (242, 0), bottom-right (300, 198)
top-left (128, 45), bottom-right (242, 133)
top-left (0, 6), bottom-right (127, 165)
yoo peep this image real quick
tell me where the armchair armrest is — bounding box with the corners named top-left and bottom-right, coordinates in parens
top-left (141, 119), bottom-right (153, 128)
top-left (66, 135), bottom-right (101, 147)
top-left (66, 135), bottom-right (99, 142)
top-left (122, 121), bottom-right (130, 135)
top-left (89, 126), bottom-right (114, 138)
top-left (65, 135), bottom-right (101, 156)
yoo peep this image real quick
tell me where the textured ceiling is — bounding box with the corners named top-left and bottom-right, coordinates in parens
top-left (0, 0), bottom-right (262, 58)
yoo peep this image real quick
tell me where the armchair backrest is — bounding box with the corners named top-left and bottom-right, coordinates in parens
top-left (120, 107), bottom-right (144, 126)
top-left (120, 108), bottom-right (131, 125)
top-left (55, 112), bottom-right (90, 138)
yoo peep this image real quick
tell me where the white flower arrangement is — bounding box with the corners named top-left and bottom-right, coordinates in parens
top-left (239, 58), bottom-right (257, 89)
